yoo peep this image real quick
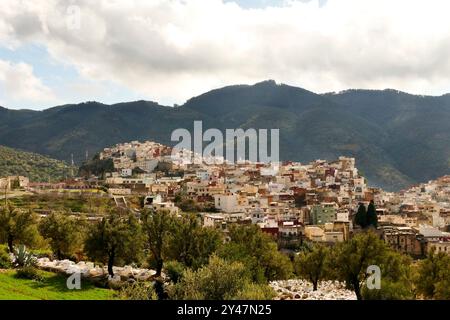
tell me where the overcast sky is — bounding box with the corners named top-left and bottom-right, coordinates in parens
top-left (1, 0), bottom-right (450, 110)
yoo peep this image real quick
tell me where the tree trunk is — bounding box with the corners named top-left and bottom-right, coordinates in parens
top-left (7, 234), bottom-right (13, 253)
top-left (353, 280), bottom-right (362, 300)
top-left (108, 250), bottom-right (115, 277)
top-left (156, 258), bottom-right (163, 277)
top-left (154, 278), bottom-right (167, 300)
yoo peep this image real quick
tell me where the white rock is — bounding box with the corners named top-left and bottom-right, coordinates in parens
top-left (269, 279), bottom-right (357, 301)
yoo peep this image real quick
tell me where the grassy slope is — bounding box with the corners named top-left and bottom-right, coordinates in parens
top-left (0, 145), bottom-right (74, 182)
top-left (0, 270), bottom-right (115, 300)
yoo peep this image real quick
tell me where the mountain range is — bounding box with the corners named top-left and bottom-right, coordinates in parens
top-left (1, 80), bottom-right (449, 191)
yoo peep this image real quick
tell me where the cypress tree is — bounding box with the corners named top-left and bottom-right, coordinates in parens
top-left (366, 200), bottom-right (378, 228)
top-left (354, 203), bottom-right (367, 228)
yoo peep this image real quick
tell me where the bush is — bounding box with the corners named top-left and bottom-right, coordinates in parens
top-left (15, 266), bottom-right (44, 282)
top-left (414, 249), bottom-right (450, 299)
top-left (0, 245), bottom-right (12, 269)
top-left (232, 283), bottom-right (276, 300)
top-left (117, 281), bottom-right (158, 300)
top-left (362, 280), bottom-right (414, 300)
top-left (168, 255), bottom-right (249, 300)
top-left (30, 248), bottom-right (53, 259)
top-left (165, 260), bottom-right (185, 283)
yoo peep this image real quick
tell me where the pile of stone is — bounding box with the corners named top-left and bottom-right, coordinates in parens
top-left (270, 279), bottom-right (357, 300)
top-left (36, 258), bottom-right (156, 283)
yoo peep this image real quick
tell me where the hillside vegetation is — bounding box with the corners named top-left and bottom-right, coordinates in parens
top-left (1, 81), bottom-right (450, 190)
top-left (0, 145), bottom-right (73, 182)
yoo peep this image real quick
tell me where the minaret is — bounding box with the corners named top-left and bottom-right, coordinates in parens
top-left (71, 154), bottom-right (75, 178)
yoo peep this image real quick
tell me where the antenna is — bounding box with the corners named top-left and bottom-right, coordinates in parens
top-left (71, 154), bottom-right (74, 178)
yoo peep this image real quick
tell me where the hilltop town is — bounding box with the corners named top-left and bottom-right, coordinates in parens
top-left (4, 139), bottom-right (449, 258)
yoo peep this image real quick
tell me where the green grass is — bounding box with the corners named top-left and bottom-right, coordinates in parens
top-left (0, 270), bottom-right (116, 300)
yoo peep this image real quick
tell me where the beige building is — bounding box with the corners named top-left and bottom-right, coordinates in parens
top-left (304, 226), bottom-right (325, 242)
top-left (428, 241), bottom-right (450, 255)
top-left (0, 176), bottom-right (29, 190)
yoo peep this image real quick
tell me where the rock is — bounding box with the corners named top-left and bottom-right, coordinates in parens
top-left (34, 257), bottom-right (156, 285)
top-left (89, 268), bottom-right (103, 277)
top-left (135, 272), bottom-right (149, 281)
top-left (269, 279), bottom-right (357, 301)
top-left (108, 274), bottom-right (121, 284)
top-left (66, 265), bottom-right (81, 274)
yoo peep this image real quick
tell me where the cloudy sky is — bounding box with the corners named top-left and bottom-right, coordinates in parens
top-left (1, 0), bottom-right (450, 110)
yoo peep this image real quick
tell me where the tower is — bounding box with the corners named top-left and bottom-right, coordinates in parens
top-left (71, 154), bottom-right (75, 178)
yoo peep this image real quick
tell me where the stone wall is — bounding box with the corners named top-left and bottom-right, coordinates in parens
top-left (36, 258), bottom-right (157, 284)
top-left (270, 279), bottom-right (356, 300)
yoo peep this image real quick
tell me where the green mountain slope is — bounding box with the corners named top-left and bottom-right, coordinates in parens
top-left (0, 145), bottom-right (73, 182)
top-left (0, 81), bottom-right (449, 190)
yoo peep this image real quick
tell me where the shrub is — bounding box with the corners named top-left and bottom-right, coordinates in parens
top-left (30, 248), bottom-right (53, 259)
top-left (0, 245), bottom-right (12, 269)
top-left (168, 255), bottom-right (249, 300)
top-left (164, 260), bottom-right (185, 283)
top-left (232, 283), bottom-right (276, 300)
top-left (117, 281), bottom-right (158, 300)
top-left (362, 280), bottom-right (414, 300)
top-left (15, 266), bottom-right (44, 282)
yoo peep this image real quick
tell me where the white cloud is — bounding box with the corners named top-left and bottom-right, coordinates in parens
top-left (0, 59), bottom-right (58, 108)
top-left (2, 0), bottom-right (450, 106)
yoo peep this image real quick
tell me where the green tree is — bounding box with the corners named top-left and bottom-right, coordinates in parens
top-left (141, 209), bottom-right (174, 277)
top-left (366, 200), bottom-right (378, 228)
top-left (0, 245), bottom-right (12, 268)
top-left (168, 255), bottom-right (274, 300)
top-left (331, 231), bottom-right (388, 300)
top-left (84, 210), bottom-right (144, 276)
top-left (362, 250), bottom-right (413, 300)
top-left (354, 203), bottom-right (367, 228)
top-left (39, 212), bottom-right (86, 260)
top-left (164, 260), bottom-right (186, 283)
top-left (218, 224), bottom-right (293, 283)
top-left (0, 204), bottom-right (41, 252)
top-left (294, 244), bottom-right (330, 291)
top-left (415, 247), bottom-right (450, 299)
top-left (167, 214), bottom-right (222, 269)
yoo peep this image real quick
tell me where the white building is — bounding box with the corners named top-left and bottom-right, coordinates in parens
top-left (214, 194), bottom-right (240, 213)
